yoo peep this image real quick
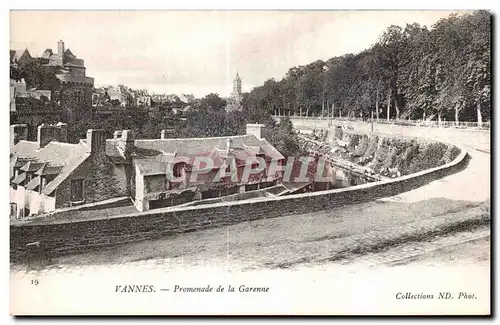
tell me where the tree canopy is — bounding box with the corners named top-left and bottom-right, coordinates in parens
top-left (242, 11), bottom-right (491, 124)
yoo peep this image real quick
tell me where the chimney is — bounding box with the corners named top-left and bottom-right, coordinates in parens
top-left (118, 130), bottom-right (135, 159)
top-left (86, 129), bottom-right (106, 155)
top-left (37, 124), bottom-right (60, 149)
top-left (56, 122), bottom-right (68, 143)
top-left (10, 124), bottom-right (28, 147)
top-left (113, 130), bottom-right (122, 139)
top-left (246, 124), bottom-right (265, 140)
top-left (226, 138), bottom-right (233, 155)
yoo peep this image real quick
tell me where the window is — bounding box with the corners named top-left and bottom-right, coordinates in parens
top-left (70, 179), bottom-right (84, 201)
top-left (26, 172), bottom-right (33, 183)
top-left (173, 163), bottom-right (183, 178)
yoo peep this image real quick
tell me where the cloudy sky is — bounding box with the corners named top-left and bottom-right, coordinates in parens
top-left (10, 10), bottom-right (469, 97)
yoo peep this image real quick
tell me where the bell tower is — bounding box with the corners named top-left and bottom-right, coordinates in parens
top-left (232, 71), bottom-right (242, 96)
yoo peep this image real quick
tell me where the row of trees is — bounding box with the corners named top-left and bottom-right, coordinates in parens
top-left (242, 11), bottom-right (491, 125)
top-left (64, 106), bottom-right (303, 158)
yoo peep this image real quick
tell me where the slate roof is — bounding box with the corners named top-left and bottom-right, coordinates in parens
top-left (35, 164), bottom-right (63, 176)
top-left (10, 49), bottom-right (31, 63)
top-left (12, 172), bottom-right (26, 185)
top-left (20, 161), bottom-right (45, 172)
top-left (125, 134), bottom-right (284, 176)
top-left (134, 153), bottom-right (176, 176)
top-left (10, 157), bottom-right (31, 178)
top-left (131, 134), bottom-right (283, 160)
top-left (26, 176), bottom-right (41, 191)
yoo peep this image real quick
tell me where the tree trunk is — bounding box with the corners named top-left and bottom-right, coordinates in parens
top-left (322, 97), bottom-right (325, 118)
top-left (438, 111), bottom-right (442, 126)
top-left (455, 104), bottom-right (459, 126)
top-left (370, 110), bottom-right (374, 133)
top-left (300, 106), bottom-right (302, 117)
top-left (477, 101), bottom-right (482, 128)
top-left (386, 89), bottom-right (392, 121)
top-left (375, 78), bottom-right (382, 121)
top-left (306, 106), bottom-right (310, 117)
top-left (394, 93), bottom-right (400, 120)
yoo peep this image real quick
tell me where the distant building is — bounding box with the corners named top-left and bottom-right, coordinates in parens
top-left (10, 49), bottom-right (33, 68)
top-left (10, 78), bottom-right (61, 129)
top-left (39, 40), bottom-right (94, 108)
top-left (106, 85), bottom-right (135, 107)
top-left (10, 79), bottom-right (28, 112)
top-left (10, 123), bottom-right (285, 217)
top-left (27, 89), bottom-right (52, 101)
top-left (10, 40), bottom-right (94, 125)
top-left (226, 72), bottom-right (243, 112)
top-left (178, 93), bottom-right (195, 104)
top-left (135, 89), bottom-right (152, 107)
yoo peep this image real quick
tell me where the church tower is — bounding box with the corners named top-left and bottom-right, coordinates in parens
top-left (232, 72), bottom-right (242, 96)
top-left (227, 72), bottom-right (243, 112)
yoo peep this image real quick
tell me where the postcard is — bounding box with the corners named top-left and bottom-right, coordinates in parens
top-left (9, 9), bottom-right (491, 316)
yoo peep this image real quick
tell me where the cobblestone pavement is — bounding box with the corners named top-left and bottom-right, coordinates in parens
top-left (318, 227), bottom-right (490, 271)
top-left (10, 203), bottom-right (489, 278)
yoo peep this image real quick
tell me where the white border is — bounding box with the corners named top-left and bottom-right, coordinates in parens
top-left (2, 1), bottom-right (497, 323)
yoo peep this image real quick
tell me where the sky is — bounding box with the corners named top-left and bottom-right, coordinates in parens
top-left (10, 10), bottom-right (471, 97)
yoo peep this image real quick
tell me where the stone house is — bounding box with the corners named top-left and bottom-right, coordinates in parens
top-left (10, 123), bottom-right (285, 217)
top-left (10, 123), bottom-right (128, 218)
top-left (123, 124), bottom-right (285, 211)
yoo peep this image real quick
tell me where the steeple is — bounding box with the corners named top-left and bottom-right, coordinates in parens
top-left (232, 71), bottom-right (242, 95)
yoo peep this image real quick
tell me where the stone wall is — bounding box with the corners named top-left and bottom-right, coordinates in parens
top-left (301, 131), bottom-right (462, 178)
top-left (10, 143), bottom-right (467, 263)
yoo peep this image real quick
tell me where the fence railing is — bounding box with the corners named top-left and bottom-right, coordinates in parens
top-left (272, 115), bottom-right (491, 130)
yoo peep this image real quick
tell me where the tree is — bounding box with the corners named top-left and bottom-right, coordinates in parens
top-left (242, 10), bottom-right (491, 125)
top-left (263, 117), bottom-right (303, 158)
top-left (200, 93), bottom-right (227, 110)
